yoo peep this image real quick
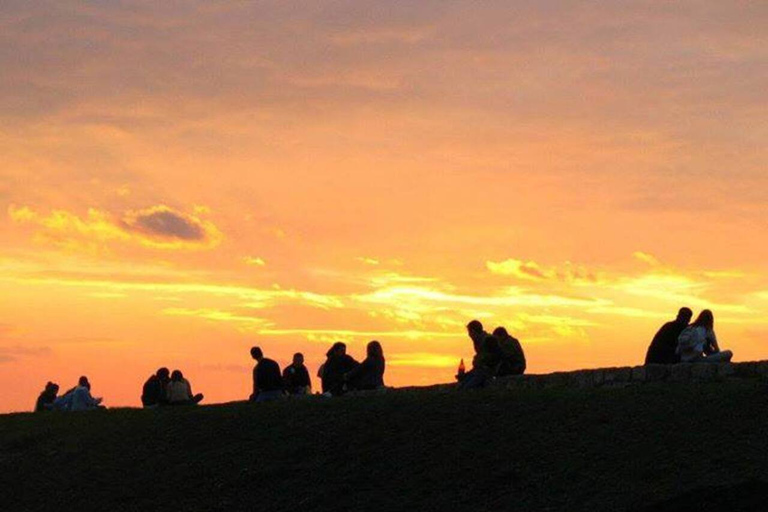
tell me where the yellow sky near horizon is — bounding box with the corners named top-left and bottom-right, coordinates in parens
top-left (1, 1), bottom-right (767, 412)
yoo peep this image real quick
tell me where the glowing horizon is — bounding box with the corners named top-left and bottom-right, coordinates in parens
top-left (1, 1), bottom-right (767, 412)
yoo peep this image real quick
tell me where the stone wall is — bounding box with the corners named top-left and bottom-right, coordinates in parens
top-left (493, 360), bottom-right (768, 390)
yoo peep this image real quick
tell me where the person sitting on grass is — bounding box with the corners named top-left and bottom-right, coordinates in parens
top-left (142, 367), bottom-right (171, 408)
top-left (345, 341), bottom-right (386, 391)
top-left (321, 342), bottom-right (358, 396)
top-left (493, 327), bottom-right (526, 376)
top-left (459, 335), bottom-right (504, 390)
top-left (676, 309), bottom-right (733, 364)
top-left (250, 346), bottom-right (284, 402)
top-left (166, 370), bottom-right (204, 405)
top-left (35, 382), bottom-right (59, 412)
top-left (69, 376), bottom-right (104, 411)
top-left (645, 307), bottom-right (692, 365)
top-left (283, 353), bottom-right (312, 395)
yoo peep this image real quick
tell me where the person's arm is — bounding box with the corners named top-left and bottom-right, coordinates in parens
top-left (707, 329), bottom-right (720, 354)
top-left (185, 379), bottom-right (194, 400)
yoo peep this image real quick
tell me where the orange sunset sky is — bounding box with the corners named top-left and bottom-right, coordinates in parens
top-left (1, 1), bottom-right (767, 413)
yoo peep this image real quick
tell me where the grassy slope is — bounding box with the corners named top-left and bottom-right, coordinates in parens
top-left (1, 381), bottom-right (768, 512)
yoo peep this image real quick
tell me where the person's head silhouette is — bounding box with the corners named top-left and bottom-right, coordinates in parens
top-left (492, 326), bottom-right (509, 338)
top-left (171, 370), bottom-right (183, 382)
top-left (78, 376), bottom-right (90, 389)
top-left (157, 367), bottom-right (171, 382)
top-left (677, 307), bottom-right (693, 324)
top-left (467, 320), bottom-right (483, 335)
top-left (293, 353), bottom-right (304, 367)
top-left (250, 346), bottom-right (264, 361)
top-left (327, 342), bottom-right (346, 358)
top-left (367, 340), bottom-right (383, 359)
top-left (692, 309), bottom-right (714, 329)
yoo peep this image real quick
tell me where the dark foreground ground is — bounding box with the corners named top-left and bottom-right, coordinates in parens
top-left (2, 381), bottom-right (768, 512)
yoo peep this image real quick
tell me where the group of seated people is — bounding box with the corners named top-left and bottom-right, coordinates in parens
top-left (249, 341), bottom-right (386, 402)
top-left (645, 308), bottom-right (733, 365)
top-left (457, 320), bottom-right (527, 389)
top-left (35, 376), bottom-right (104, 412)
top-left (141, 368), bottom-right (205, 407)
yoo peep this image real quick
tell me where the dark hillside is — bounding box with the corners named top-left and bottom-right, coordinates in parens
top-left (2, 381), bottom-right (768, 512)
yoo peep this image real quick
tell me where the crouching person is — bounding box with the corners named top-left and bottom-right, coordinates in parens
top-left (250, 346), bottom-right (284, 402)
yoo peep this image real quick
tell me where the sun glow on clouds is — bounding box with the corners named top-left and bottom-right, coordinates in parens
top-left (1, 0), bottom-right (767, 412)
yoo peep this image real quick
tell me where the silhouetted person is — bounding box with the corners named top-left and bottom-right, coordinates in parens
top-left (645, 308), bottom-right (693, 365)
top-left (250, 347), bottom-right (284, 402)
top-left (493, 327), bottom-right (526, 376)
top-left (35, 382), bottom-right (59, 412)
top-left (69, 376), bottom-right (103, 411)
top-left (142, 367), bottom-right (171, 408)
top-left (283, 353), bottom-right (312, 395)
top-left (321, 342), bottom-right (358, 396)
top-left (346, 341), bottom-right (386, 391)
top-left (459, 335), bottom-right (504, 390)
top-left (676, 309), bottom-right (733, 363)
top-left (166, 370), bottom-right (204, 405)
top-left (467, 319), bottom-right (490, 355)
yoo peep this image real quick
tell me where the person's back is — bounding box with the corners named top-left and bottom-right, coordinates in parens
top-left (494, 328), bottom-right (526, 376)
top-left (35, 382), bottom-right (59, 412)
top-left (283, 358), bottom-right (311, 395)
top-left (166, 379), bottom-right (191, 403)
top-left (70, 386), bottom-right (100, 411)
top-left (256, 358), bottom-right (283, 392)
top-left (645, 308), bottom-right (692, 365)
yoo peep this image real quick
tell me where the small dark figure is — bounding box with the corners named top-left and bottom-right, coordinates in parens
top-left (459, 335), bottom-right (504, 390)
top-left (250, 346), bottom-right (284, 402)
top-left (166, 370), bottom-right (204, 405)
top-left (645, 308), bottom-right (692, 365)
top-left (493, 327), bottom-right (526, 376)
top-left (35, 382), bottom-right (59, 412)
top-left (142, 367), bottom-right (171, 408)
top-left (321, 342), bottom-right (358, 396)
top-left (345, 341), bottom-right (386, 391)
top-left (283, 353), bottom-right (312, 395)
top-left (677, 309), bottom-right (733, 363)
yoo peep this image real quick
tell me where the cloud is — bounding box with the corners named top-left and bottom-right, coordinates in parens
top-left (486, 258), bottom-right (598, 283)
top-left (0, 345), bottom-right (52, 364)
top-left (9, 204), bottom-right (222, 250)
top-left (243, 256), bottom-right (266, 266)
top-left (633, 251), bottom-right (661, 266)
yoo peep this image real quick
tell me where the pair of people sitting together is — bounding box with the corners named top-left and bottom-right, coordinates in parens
top-left (35, 376), bottom-right (104, 412)
top-left (645, 308), bottom-right (733, 365)
top-left (249, 348), bottom-right (313, 402)
top-left (458, 320), bottom-right (527, 389)
top-left (141, 368), bottom-right (204, 407)
top-left (318, 341), bottom-right (386, 396)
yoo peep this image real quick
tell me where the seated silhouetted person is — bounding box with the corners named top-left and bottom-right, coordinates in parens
top-left (645, 307), bottom-right (692, 365)
top-left (345, 341), bottom-right (386, 391)
top-left (251, 347), bottom-right (284, 402)
top-left (142, 367), bottom-right (171, 408)
top-left (493, 327), bottom-right (526, 376)
top-left (467, 319), bottom-right (490, 356)
top-left (459, 335), bottom-right (504, 390)
top-left (283, 353), bottom-right (312, 395)
top-left (676, 309), bottom-right (733, 364)
top-left (166, 370), bottom-right (204, 405)
top-left (35, 382), bottom-right (59, 412)
top-left (64, 376), bottom-right (103, 411)
top-left (321, 342), bottom-right (358, 396)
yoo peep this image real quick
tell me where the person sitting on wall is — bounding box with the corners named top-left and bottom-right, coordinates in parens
top-left (250, 346), bottom-right (284, 402)
top-left (166, 369), bottom-right (204, 405)
top-left (283, 353), bottom-right (312, 395)
top-left (35, 382), bottom-right (59, 412)
top-left (459, 335), bottom-right (504, 390)
top-left (142, 367), bottom-right (171, 408)
top-left (493, 327), bottom-right (526, 376)
top-left (345, 341), bottom-right (386, 391)
top-left (467, 319), bottom-right (490, 356)
top-left (676, 309), bottom-right (733, 364)
top-left (645, 307), bottom-right (692, 365)
top-left (321, 342), bottom-right (358, 396)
